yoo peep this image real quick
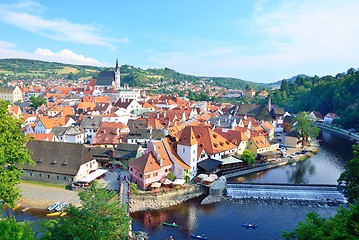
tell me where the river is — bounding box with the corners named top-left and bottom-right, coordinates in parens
top-left (130, 129), bottom-right (355, 240)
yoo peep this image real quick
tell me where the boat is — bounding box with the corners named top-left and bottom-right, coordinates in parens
top-left (54, 202), bottom-right (67, 211)
top-left (46, 201), bottom-right (61, 211)
top-left (190, 233), bottom-right (208, 239)
top-left (46, 211), bottom-right (62, 217)
top-left (242, 223), bottom-right (258, 229)
top-left (162, 222), bottom-right (178, 227)
top-left (21, 207), bottom-right (30, 213)
top-left (12, 200), bottom-right (24, 210)
top-left (59, 212), bottom-right (68, 217)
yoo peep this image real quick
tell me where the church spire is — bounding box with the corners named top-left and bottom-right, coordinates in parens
top-left (115, 58), bottom-right (119, 71)
top-left (114, 58), bottom-right (121, 89)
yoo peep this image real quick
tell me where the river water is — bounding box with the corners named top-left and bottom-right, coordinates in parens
top-left (131, 130), bottom-right (355, 240)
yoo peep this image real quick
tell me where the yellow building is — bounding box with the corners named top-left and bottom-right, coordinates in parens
top-left (0, 86), bottom-right (23, 103)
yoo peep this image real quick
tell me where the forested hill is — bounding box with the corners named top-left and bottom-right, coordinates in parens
top-left (0, 58), bottom-right (263, 90)
top-left (269, 68), bottom-right (359, 129)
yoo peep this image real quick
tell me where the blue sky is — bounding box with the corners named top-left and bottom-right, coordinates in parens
top-left (0, 0), bottom-right (358, 83)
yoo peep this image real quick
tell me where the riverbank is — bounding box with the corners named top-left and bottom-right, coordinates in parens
top-left (129, 185), bottom-right (203, 213)
top-left (17, 182), bottom-right (81, 210)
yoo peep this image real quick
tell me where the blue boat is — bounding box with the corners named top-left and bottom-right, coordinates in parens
top-left (242, 223), bottom-right (258, 229)
top-left (190, 234), bottom-right (208, 239)
top-left (46, 201), bottom-right (61, 211)
top-left (54, 202), bottom-right (67, 211)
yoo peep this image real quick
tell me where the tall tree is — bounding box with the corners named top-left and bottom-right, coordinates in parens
top-left (294, 112), bottom-right (319, 147)
top-left (338, 145), bottom-right (359, 204)
top-left (0, 100), bottom-right (33, 207)
top-left (241, 150), bottom-right (255, 165)
top-left (42, 182), bottom-right (131, 240)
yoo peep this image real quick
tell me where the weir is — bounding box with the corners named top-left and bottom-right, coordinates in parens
top-left (226, 183), bottom-right (347, 203)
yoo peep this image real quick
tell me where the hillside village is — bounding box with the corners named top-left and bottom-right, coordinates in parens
top-left (0, 60), bottom-right (334, 191)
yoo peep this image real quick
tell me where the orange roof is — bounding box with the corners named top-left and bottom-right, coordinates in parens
top-left (251, 135), bottom-right (270, 148)
top-left (162, 137), bottom-right (190, 170)
top-left (130, 152), bottom-right (161, 173)
top-left (262, 121), bottom-right (274, 131)
top-left (77, 102), bottom-right (97, 110)
top-left (177, 126), bottom-right (197, 146)
top-left (39, 117), bottom-right (65, 129)
top-left (27, 133), bottom-right (57, 141)
top-left (177, 126), bottom-right (237, 155)
top-left (153, 141), bottom-right (173, 167)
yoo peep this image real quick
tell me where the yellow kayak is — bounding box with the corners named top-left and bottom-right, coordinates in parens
top-left (46, 212), bottom-right (62, 217)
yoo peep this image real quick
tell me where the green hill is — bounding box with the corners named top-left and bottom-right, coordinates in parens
top-left (0, 58), bottom-right (263, 90)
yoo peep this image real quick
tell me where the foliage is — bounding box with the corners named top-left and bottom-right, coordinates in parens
top-left (0, 100), bottom-right (34, 207)
top-left (241, 150), bottom-right (255, 165)
top-left (0, 58), bottom-right (102, 81)
top-left (41, 181), bottom-right (130, 240)
top-left (338, 145), bottom-right (359, 204)
top-left (130, 182), bottom-right (138, 193)
top-left (282, 203), bottom-right (359, 240)
top-left (29, 96), bottom-right (46, 109)
top-left (270, 69), bottom-right (359, 130)
top-left (166, 172), bottom-right (175, 181)
top-left (0, 217), bottom-right (36, 240)
top-left (294, 112), bottom-right (320, 146)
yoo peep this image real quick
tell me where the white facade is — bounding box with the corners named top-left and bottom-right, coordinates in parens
top-left (177, 143), bottom-right (198, 180)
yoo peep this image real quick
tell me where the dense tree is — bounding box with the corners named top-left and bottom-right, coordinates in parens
top-left (338, 145), bottom-right (359, 204)
top-left (0, 100), bottom-right (34, 207)
top-left (0, 217), bottom-right (36, 240)
top-left (282, 203), bottom-right (359, 240)
top-left (241, 150), bottom-right (255, 165)
top-left (294, 112), bottom-right (320, 147)
top-left (42, 182), bottom-right (130, 240)
top-left (29, 96), bottom-right (46, 109)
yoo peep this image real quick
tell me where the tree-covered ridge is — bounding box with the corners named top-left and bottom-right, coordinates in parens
top-left (0, 58), bottom-right (263, 90)
top-left (270, 69), bottom-right (359, 129)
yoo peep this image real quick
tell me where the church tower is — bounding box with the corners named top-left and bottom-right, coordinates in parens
top-left (115, 58), bottom-right (121, 89)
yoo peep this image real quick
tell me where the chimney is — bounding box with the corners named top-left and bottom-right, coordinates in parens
top-left (159, 158), bottom-right (163, 167)
top-left (268, 97), bottom-right (272, 112)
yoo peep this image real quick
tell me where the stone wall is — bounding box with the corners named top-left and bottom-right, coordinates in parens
top-left (129, 185), bottom-right (203, 212)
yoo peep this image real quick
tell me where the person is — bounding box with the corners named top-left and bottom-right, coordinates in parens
top-left (169, 236), bottom-right (174, 240)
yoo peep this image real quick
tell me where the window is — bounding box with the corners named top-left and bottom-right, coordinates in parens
top-left (39, 174), bottom-right (42, 177)
top-left (48, 175), bottom-right (50, 178)
top-left (30, 172), bottom-right (32, 176)
top-left (64, 177), bottom-right (67, 180)
top-left (183, 148), bottom-right (185, 153)
top-left (146, 174), bottom-right (150, 178)
top-left (57, 176), bottom-right (59, 179)
top-left (153, 172), bottom-right (158, 177)
top-left (193, 150), bottom-right (195, 154)
top-left (140, 173), bottom-right (142, 178)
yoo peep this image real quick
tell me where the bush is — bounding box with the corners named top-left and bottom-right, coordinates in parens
top-left (166, 173), bottom-right (175, 181)
top-left (130, 182), bottom-right (138, 193)
top-left (241, 150), bottom-right (255, 165)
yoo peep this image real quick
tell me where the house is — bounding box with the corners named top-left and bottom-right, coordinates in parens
top-left (80, 116), bottom-right (103, 144)
top-left (114, 98), bottom-right (142, 114)
top-left (112, 143), bottom-right (145, 169)
top-left (89, 147), bottom-right (113, 167)
top-left (92, 121), bottom-right (129, 148)
top-left (284, 130), bottom-right (303, 148)
top-left (283, 115), bottom-right (294, 133)
top-left (126, 128), bottom-right (166, 147)
top-left (249, 135), bottom-right (271, 157)
top-left (0, 86), bottom-right (23, 103)
top-left (324, 113), bottom-right (340, 124)
top-left (23, 141), bottom-right (98, 184)
top-left (33, 117), bottom-right (65, 134)
top-left (308, 111), bottom-right (323, 122)
top-left (175, 125), bottom-right (238, 180)
top-left (51, 126), bottom-right (87, 143)
top-left (260, 121), bottom-right (275, 140)
top-left (129, 141), bottom-right (173, 190)
top-left (26, 133), bottom-right (59, 142)
top-left (214, 128), bottom-right (250, 155)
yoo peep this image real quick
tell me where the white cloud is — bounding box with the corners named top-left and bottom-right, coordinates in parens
top-left (33, 48), bottom-right (108, 66)
top-left (0, 1), bottom-right (128, 51)
top-left (0, 40), bottom-right (16, 49)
